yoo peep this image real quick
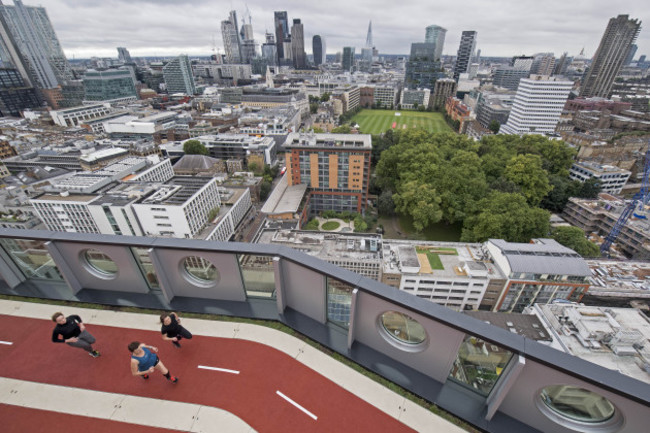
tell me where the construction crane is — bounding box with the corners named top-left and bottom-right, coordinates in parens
top-left (600, 141), bottom-right (650, 255)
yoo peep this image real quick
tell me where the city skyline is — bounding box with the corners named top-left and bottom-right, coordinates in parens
top-left (26, 0), bottom-right (648, 60)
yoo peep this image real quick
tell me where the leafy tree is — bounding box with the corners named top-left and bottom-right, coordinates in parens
top-left (377, 190), bottom-right (396, 216)
top-left (320, 92), bottom-right (330, 102)
top-left (331, 125), bottom-right (352, 134)
top-left (505, 154), bottom-right (552, 206)
top-left (578, 178), bottom-right (601, 199)
top-left (309, 102), bottom-right (319, 114)
top-left (183, 139), bottom-right (208, 155)
top-left (488, 120), bottom-right (500, 134)
top-left (260, 180), bottom-right (272, 201)
top-left (461, 192), bottom-right (550, 242)
top-left (248, 162), bottom-right (261, 174)
top-left (393, 180), bottom-right (443, 231)
top-left (437, 151), bottom-right (489, 223)
top-left (312, 127), bottom-right (325, 133)
top-left (540, 175), bottom-right (581, 213)
top-left (551, 226), bottom-right (601, 257)
top-left (303, 218), bottom-right (320, 230)
top-left (207, 207), bottom-right (220, 221)
top-left (353, 214), bottom-right (368, 232)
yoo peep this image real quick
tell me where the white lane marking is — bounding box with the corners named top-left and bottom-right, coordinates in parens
top-left (0, 341), bottom-right (13, 345)
top-left (197, 365), bottom-right (240, 374)
top-left (276, 390), bottom-right (318, 420)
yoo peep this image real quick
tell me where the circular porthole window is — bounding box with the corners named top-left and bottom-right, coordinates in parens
top-left (537, 385), bottom-right (622, 431)
top-left (81, 249), bottom-right (118, 279)
top-left (181, 256), bottom-right (219, 287)
top-left (378, 311), bottom-right (428, 352)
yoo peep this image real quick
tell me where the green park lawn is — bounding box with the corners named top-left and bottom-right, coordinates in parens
top-left (321, 221), bottom-right (341, 231)
top-left (351, 109), bottom-right (453, 135)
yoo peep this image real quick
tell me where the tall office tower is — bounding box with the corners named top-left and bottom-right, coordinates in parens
top-left (285, 133), bottom-right (372, 214)
top-left (359, 21), bottom-right (374, 71)
top-left (499, 75), bottom-right (572, 135)
top-left (475, 48), bottom-right (481, 64)
top-left (554, 52), bottom-right (570, 76)
top-left (625, 44), bottom-right (638, 65)
top-left (0, 0), bottom-right (72, 89)
top-left (530, 53), bottom-right (556, 76)
top-left (239, 9), bottom-right (256, 64)
top-left (0, 66), bottom-right (40, 115)
top-left (365, 20), bottom-right (375, 54)
top-left (221, 10), bottom-right (242, 64)
top-left (274, 11), bottom-right (289, 61)
top-left (83, 68), bottom-right (137, 101)
top-left (424, 25), bottom-right (446, 61)
top-left (342, 47), bottom-right (355, 72)
top-left (291, 19), bottom-right (306, 69)
top-left (313, 35), bottom-right (325, 66)
top-left (453, 31), bottom-right (477, 81)
top-left (117, 47), bottom-right (132, 64)
top-left (580, 15), bottom-right (641, 98)
top-left (405, 43), bottom-right (443, 89)
top-left (262, 32), bottom-right (278, 65)
top-left (163, 55), bottom-right (196, 95)
top-left (0, 7), bottom-right (35, 88)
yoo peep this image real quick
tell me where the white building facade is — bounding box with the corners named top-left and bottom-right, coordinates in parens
top-left (499, 75), bottom-right (572, 135)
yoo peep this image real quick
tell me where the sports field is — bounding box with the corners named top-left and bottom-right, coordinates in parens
top-left (351, 109), bottom-right (453, 134)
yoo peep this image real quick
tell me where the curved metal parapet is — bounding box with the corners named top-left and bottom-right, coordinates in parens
top-left (0, 228), bottom-right (648, 432)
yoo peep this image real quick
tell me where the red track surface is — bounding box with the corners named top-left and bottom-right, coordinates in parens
top-left (0, 404), bottom-right (180, 433)
top-left (0, 315), bottom-right (416, 433)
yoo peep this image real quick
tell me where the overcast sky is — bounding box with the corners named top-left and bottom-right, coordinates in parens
top-left (29, 0), bottom-right (649, 60)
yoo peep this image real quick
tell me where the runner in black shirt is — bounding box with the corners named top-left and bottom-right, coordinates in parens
top-left (51, 312), bottom-right (100, 357)
top-left (160, 312), bottom-right (192, 348)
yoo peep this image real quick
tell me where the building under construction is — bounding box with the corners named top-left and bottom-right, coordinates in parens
top-left (562, 194), bottom-right (650, 259)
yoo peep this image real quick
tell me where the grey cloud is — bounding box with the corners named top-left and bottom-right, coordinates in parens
top-left (30, 0), bottom-right (649, 58)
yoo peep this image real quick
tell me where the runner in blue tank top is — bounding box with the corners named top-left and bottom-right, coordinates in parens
top-left (128, 341), bottom-right (178, 383)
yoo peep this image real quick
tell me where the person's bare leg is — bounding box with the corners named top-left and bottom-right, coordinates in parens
top-left (155, 361), bottom-right (169, 375)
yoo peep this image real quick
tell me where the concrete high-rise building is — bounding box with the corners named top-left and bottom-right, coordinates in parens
top-left (499, 75), bottom-right (572, 135)
top-left (221, 10), bottom-right (242, 64)
top-left (0, 0), bottom-right (72, 90)
top-left (424, 25), bottom-right (446, 61)
top-left (312, 35), bottom-right (326, 66)
top-left (430, 78), bottom-right (457, 110)
top-left (625, 44), bottom-right (638, 65)
top-left (284, 133), bottom-right (371, 215)
top-left (163, 55), bottom-right (196, 95)
top-left (453, 31), bottom-right (477, 81)
top-left (530, 53), bottom-right (556, 76)
top-left (580, 15), bottom-right (641, 98)
top-left (342, 47), bottom-right (355, 72)
top-left (117, 47), bottom-right (132, 64)
top-left (291, 19), bottom-right (306, 69)
top-left (274, 11), bottom-right (289, 61)
top-left (554, 52), bottom-right (570, 76)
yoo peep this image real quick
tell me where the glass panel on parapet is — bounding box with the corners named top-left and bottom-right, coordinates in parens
top-left (448, 334), bottom-right (514, 396)
top-left (327, 277), bottom-right (355, 329)
top-left (83, 249), bottom-right (118, 276)
top-left (131, 247), bottom-right (159, 289)
top-left (0, 238), bottom-right (63, 281)
top-left (239, 254), bottom-right (276, 299)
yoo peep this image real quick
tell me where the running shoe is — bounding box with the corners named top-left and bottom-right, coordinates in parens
top-left (168, 376), bottom-right (178, 383)
top-left (172, 341), bottom-right (181, 348)
top-left (142, 374), bottom-right (149, 380)
top-left (89, 350), bottom-right (100, 358)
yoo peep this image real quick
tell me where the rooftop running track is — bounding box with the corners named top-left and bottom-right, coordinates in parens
top-left (0, 300), bottom-right (467, 433)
